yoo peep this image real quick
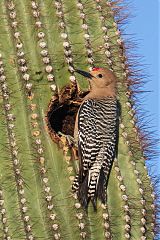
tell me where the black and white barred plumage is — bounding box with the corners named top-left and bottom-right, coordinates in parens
top-left (72, 97), bottom-right (120, 210)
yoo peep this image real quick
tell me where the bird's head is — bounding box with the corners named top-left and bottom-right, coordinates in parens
top-left (76, 67), bottom-right (117, 97)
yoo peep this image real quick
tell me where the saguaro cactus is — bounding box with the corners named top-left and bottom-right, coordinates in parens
top-left (0, 0), bottom-right (158, 240)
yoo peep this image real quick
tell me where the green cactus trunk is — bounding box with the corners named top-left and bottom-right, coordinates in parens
top-left (0, 0), bottom-right (157, 240)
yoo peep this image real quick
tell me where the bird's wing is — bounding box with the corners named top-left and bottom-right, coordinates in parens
top-left (78, 99), bottom-right (101, 178)
top-left (75, 98), bottom-right (119, 209)
top-left (78, 98), bottom-right (119, 178)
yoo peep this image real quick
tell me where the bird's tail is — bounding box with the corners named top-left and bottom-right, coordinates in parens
top-left (72, 173), bottom-right (89, 210)
top-left (72, 168), bottom-right (106, 210)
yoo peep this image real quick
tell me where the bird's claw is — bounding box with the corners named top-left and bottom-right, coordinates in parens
top-left (57, 131), bottom-right (76, 147)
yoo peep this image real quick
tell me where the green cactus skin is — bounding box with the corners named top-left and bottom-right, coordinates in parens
top-left (0, 0), bottom-right (158, 240)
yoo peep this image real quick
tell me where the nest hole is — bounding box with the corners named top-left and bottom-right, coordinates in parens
top-left (47, 100), bottom-right (80, 138)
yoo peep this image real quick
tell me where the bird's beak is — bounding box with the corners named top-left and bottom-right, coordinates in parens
top-left (75, 69), bottom-right (94, 79)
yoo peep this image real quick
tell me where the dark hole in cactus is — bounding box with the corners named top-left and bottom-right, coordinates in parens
top-left (48, 101), bottom-right (79, 137)
top-left (46, 87), bottom-right (89, 145)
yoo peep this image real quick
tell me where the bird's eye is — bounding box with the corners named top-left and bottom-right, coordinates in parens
top-left (98, 74), bottom-right (103, 78)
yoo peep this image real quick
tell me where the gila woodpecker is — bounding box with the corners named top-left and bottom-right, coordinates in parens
top-left (72, 67), bottom-right (120, 210)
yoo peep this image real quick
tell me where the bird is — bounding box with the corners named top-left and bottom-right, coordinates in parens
top-left (72, 67), bottom-right (120, 210)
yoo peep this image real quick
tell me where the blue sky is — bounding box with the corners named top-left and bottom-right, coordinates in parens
top-left (124, 0), bottom-right (159, 175)
top-left (124, 0), bottom-right (159, 236)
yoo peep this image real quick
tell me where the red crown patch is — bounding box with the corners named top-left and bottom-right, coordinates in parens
top-left (92, 67), bottom-right (102, 71)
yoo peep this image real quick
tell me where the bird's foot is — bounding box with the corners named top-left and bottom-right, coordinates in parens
top-left (57, 131), bottom-right (77, 148)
